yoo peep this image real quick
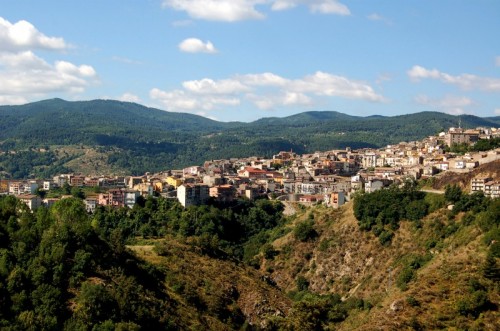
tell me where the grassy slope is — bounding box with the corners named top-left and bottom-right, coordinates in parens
top-left (129, 239), bottom-right (292, 329)
top-left (261, 202), bottom-right (499, 330)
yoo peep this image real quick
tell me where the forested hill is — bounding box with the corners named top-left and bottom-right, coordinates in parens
top-left (0, 99), bottom-right (499, 178)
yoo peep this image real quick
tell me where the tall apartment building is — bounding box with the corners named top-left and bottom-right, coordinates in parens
top-left (177, 184), bottom-right (209, 207)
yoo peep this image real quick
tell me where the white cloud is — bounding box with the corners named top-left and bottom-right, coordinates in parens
top-left (247, 91), bottom-right (312, 110)
top-left (0, 17), bottom-right (98, 104)
top-left (0, 95), bottom-right (28, 105)
top-left (367, 13), bottom-right (392, 24)
top-left (150, 88), bottom-right (239, 111)
top-left (408, 65), bottom-right (500, 92)
top-left (163, 0), bottom-right (350, 22)
top-left (150, 88), bottom-right (198, 110)
top-left (163, 0), bottom-right (266, 22)
top-left (239, 72), bottom-right (289, 86)
top-left (0, 17), bottom-right (68, 52)
top-left (118, 93), bottom-right (141, 103)
top-left (495, 108), bottom-right (500, 115)
top-left (178, 38), bottom-right (217, 53)
top-left (309, 0), bottom-right (350, 15)
top-left (272, 1), bottom-right (350, 15)
top-left (183, 78), bottom-right (249, 94)
top-left (292, 71), bottom-right (385, 101)
top-left (0, 51), bottom-right (98, 99)
top-left (150, 71), bottom-right (384, 113)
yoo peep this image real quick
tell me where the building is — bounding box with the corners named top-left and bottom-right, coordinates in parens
top-left (0, 180), bottom-right (8, 193)
top-left (98, 189), bottom-right (125, 207)
top-left (166, 176), bottom-right (183, 188)
top-left (43, 181), bottom-right (54, 190)
top-left (18, 194), bottom-right (42, 211)
top-left (365, 179), bottom-right (385, 193)
top-left (177, 184), bottom-right (209, 207)
top-left (127, 176), bottom-right (144, 189)
top-left (124, 191), bottom-right (140, 209)
top-left (209, 185), bottom-right (235, 203)
top-left (326, 191), bottom-right (345, 208)
top-left (9, 181), bottom-right (38, 195)
top-left (70, 176), bottom-right (85, 187)
top-left (471, 177), bottom-right (492, 193)
top-left (85, 198), bottom-right (97, 213)
top-left (444, 128), bottom-right (479, 147)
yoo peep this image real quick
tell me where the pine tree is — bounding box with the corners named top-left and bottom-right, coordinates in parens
top-left (482, 253), bottom-right (500, 282)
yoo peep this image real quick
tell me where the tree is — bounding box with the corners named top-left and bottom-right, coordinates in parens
top-left (294, 220), bottom-right (317, 242)
top-left (444, 184), bottom-right (462, 204)
top-left (75, 282), bottom-right (118, 325)
top-left (482, 253), bottom-right (500, 282)
top-left (71, 187), bottom-right (85, 199)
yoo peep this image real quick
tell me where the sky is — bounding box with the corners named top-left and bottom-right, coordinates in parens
top-left (0, 0), bottom-right (499, 122)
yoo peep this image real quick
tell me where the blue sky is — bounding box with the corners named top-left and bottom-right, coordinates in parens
top-left (1, 0), bottom-right (499, 122)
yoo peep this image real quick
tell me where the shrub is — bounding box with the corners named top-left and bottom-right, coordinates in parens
top-left (406, 296), bottom-right (420, 307)
top-left (456, 290), bottom-right (489, 317)
top-left (296, 276), bottom-right (309, 291)
top-left (378, 230), bottom-right (394, 246)
top-left (294, 220), bottom-right (317, 242)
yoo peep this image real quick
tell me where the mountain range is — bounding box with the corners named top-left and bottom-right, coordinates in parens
top-left (0, 99), bottom-right (499, 178)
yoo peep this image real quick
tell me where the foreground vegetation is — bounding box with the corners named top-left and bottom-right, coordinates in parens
top-left (1, 179), bottom-right (499, 329)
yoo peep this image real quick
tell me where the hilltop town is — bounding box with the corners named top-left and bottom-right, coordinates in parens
top-left (2, 126), bottom-right (500, 211)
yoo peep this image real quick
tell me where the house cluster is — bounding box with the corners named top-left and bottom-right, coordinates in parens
top-left (1, 126), bottom-right (499, 211)
top-left (471, 176), bottom-right (500, 199)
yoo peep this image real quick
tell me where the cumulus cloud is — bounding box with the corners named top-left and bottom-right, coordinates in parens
top-left (0, 51), bottom-right (98, 101)
top-left (0, 17), bottom-right (68, 52)
top-left (408, 65), bottom-right (500, 92)
top-left (163, 0), bottom-right (350, 21)
top-left (150, 71), bottom-right (384, 114)
top-left (247, 91), bottom-right (312, 110)
top-left (118, 93), bottom-right (141, 103)
top-left (272, 0), bottom-right (350, 15)
top-left (163, 0), bottom-right (266, 22)
top-left (0, 17), bottom-right (98, 104)
top-left (183, 78), bottom-right (248, 94)
top-left (178, 38), bottom-right (217, 53)
top-left (0, 95), bottom-right (28, 105)
top-left (150, 88), bottom-right (239, 111)
top-left (495, 108), bottom-right (500, 115)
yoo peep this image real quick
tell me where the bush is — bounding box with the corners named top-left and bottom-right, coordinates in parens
top-left (406, 296), bottom-right (420, 307)
top-left (378, 230), bottom-right (394, 246)
top-left (296, 276), bottom-right (309, 291)
top-left (456, 290), bottom-right (489, 317)
top-left (294, 220), bottom-right (317, 242)
top-left (397, 268), bottom-right (415, 290)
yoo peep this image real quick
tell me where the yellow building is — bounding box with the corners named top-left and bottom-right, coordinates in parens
top-left (166, 176), bottom-right (183, 188)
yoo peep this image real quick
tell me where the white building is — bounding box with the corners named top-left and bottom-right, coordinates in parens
top-left (177, 184), bottom-right (209, 207)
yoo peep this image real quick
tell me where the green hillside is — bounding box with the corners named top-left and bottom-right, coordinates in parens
top-left (0, 99), bottom-right (499, 178)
